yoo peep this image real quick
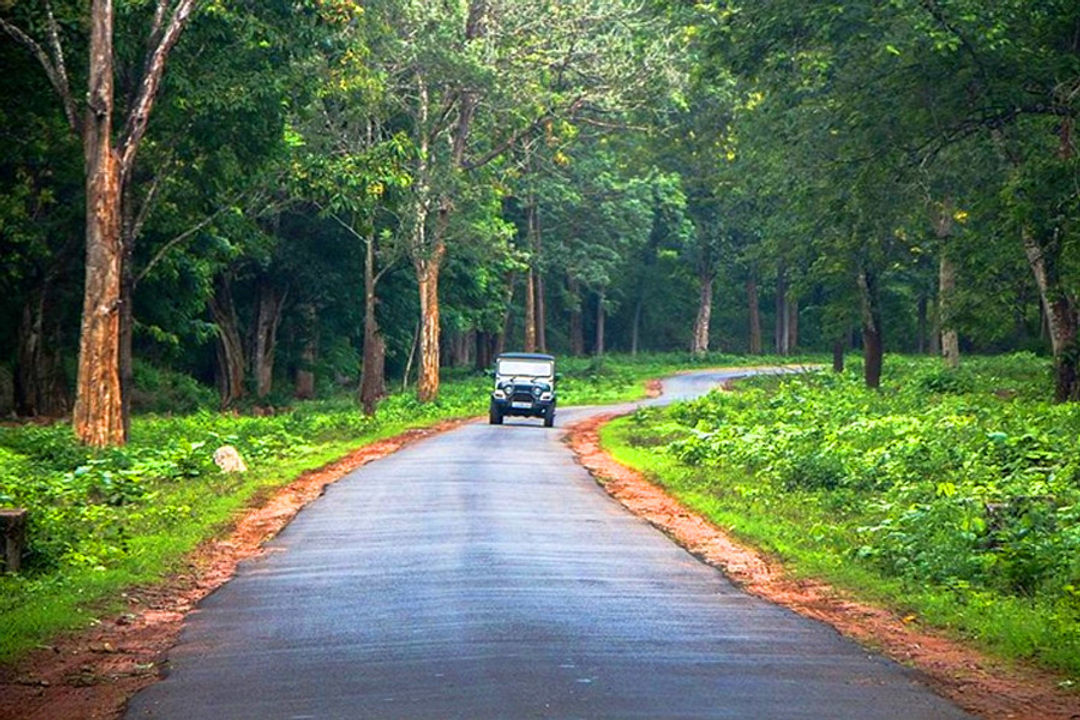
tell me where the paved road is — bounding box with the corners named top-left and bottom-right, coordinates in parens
top-left (126, 369), bottom-right (973, 719)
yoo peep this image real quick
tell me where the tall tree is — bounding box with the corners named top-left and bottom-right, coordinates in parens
top-left (3, 0), bottom-right (197, 444)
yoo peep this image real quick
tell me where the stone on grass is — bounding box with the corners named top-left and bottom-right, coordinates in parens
top-left (213, 445), bottom-right (248, 473)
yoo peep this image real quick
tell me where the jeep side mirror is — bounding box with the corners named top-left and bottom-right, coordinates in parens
top-left (555, 372), bottom-right (563, 380)
top-left (485, 369), bottom-right (495, 378)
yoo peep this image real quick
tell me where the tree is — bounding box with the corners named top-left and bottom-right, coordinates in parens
top-left (3, 0), bottom-right (198, 444)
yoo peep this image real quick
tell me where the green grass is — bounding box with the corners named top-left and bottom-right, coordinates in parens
top-left (0, 352), bottom-right (799, 665)
top-left (601, 352), bottom-right (1080, 679)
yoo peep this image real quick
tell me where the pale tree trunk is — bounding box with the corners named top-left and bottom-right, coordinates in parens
top-left (774, 263), bottom-right (788, 354)
top-left (295, 303), bottom-right (317, 400)
top-left (253, 279), bottom-right (286, 400)
top-left (939, 256), bottom-right (960, 369)
top-left (73, 2), bottom-right (124, 446)
top-left (359, 233), bottom-right (387, 414)
top-left (935, 198), bottom-right (959, 369)
top-left (534, 205), bottom-right (547, 353)
top-left (929, 301), bottom-right (942, 356)
top-left (568, 276), bottom-right (584, 356)
top-left (786, 296), bottom-right (798, 352)
top-left (630, 296), bottom-right (643, 356)
top-left (402, 322), bottom-right (419, 391)
top-left (536, 273), bottom-right (547, 353)
top-left (747, 276), bottom-right (762, 355)
top-left (1024, 228), bottom-right (1079, 401)
top-left (691, 273), bottom-right (713, 356)
top-left (209, 276), bottom-right (245, 408)
top-left (916, 294), bottom-right (928, 354)
top-left (594, 291), bottom-right (606, 357)
top-left (857, 268), bottom-right (883, 389)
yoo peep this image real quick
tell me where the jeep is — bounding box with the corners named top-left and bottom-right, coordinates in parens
top-left (488, 352), bottom-right (557, 427)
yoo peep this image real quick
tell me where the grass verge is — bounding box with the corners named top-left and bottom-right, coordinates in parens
top-left (601, 353), bottom-right (1080, 680)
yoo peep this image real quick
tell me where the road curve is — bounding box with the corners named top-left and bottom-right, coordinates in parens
top-left (126, 368), bottom-right (973, 719)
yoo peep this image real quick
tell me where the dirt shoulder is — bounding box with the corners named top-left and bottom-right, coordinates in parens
top-left (0, 418), bottom-right (471, 720)
top-left (565, 411), bottom-right (1080, 720)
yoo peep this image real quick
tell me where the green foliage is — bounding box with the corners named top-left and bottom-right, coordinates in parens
top-left (130, 362), bottom-right (218, 414)
top-left (611, 354), bottom-right (1080, 675)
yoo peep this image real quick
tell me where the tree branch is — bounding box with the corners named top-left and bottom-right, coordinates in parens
top-left (119, 0), bottom-right (199, 179)
top-left (43, 0), bottom-right (78, 133)
top-left (135, 213), bottom-right (216, 287)
top-left (0, 9), bottom-right (79, 133)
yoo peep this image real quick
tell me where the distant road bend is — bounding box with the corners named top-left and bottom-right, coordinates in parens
top-left (126, 368), bottom-right (973, 719)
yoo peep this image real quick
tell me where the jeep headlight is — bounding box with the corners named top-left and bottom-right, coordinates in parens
top-left (532, 386), bottom-right (542, 397)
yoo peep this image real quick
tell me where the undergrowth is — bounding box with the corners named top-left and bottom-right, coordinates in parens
top-left (603, 352), bottom-right (1080, 679)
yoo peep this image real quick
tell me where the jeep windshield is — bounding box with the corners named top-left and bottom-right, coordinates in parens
top-left (496, 359), bottom-right (553, 378)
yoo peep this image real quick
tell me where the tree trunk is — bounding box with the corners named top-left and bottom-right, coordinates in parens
top-left (252, 279), bottom-right (286, 400)
top-left (534, 205), bottom-right (547, 353)
top-left (475, 331), bottom-right (494, 371)
top-left (939, 255), bottom-right (960, 369)
top-left (747, 276), bottom-right (762, 354)
top-left (402, 322), bottom-right (419, 391)
top-left (524, 266), bottom-right (537, 352)
top-left (494, 272), bottom-right (514, 358)
top-left (568, 276), bottom-right (584, 356)
top-left (209, 276), bottom-right (245, 408)
top-left (832, 337), bottom-right (845, 373)
top-left (16, 289), bottom-right (69, 417)
top-left (630, 296), bottom-right (643, 356)
top-left (594, 290), bottom-right (606, 357)
top-left (358, 235), bottom-right (386, 413)
top-left (857, 268), bottom-right (883, 389)
top-left (929, 299), bottom-right (942, 356)
top-left (536, 272), bottom-right (547, 353)
top-left (451, 330), bottom-right (471, 367)
top-left (691, 273), bottom-right (713, 356)
top-left (1023, 228), bottom-right (1079, 401)
top-left (73, 2), bottom-right (124, 446)
top-left (934, 197), bottom-right (960, 369)
top-left (786, 296), bottom-right (798, 352)
top-left (916, 294), bottom-right (928, 354)
top-left (119, 179), bottom-right (137, 438)
top-left (415, 254), bottom-right (443, 402)
top-left (295, 303), bottom-right (317, 400)
top-left (774, 263), bottom-right (788, 354)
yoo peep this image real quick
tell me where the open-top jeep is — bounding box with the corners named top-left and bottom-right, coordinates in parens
top-left (488, 352), bottom-right (557, 427)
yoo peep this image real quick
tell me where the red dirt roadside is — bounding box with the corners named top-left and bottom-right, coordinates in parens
top-left (0, 418), bottom-right (470, 720)
top-left (565, 411), bottom-right (1080, 720)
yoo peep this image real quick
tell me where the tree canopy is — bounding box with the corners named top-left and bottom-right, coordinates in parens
top-left (2, 0), bottom-right (1078, 441)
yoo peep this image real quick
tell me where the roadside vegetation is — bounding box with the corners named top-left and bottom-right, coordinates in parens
top-left (0, 352), bottom-right (791, 664)
top-left (603, 354), bottom-right (1080, 678)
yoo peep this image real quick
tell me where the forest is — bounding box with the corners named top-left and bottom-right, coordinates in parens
top-left (2, 0), bottom-right (1080, 703)
top-left (0, 0), bottom-right (1075, 444)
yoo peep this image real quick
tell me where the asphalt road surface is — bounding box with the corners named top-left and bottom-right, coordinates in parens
top-left (126, 369), bottom-right (973, 719)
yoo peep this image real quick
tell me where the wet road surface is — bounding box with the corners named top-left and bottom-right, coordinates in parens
top-left (125, 369), bottom-right (973, 719)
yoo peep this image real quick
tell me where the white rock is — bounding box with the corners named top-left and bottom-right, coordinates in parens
top-left (213, 445), bottom-right (248, 473)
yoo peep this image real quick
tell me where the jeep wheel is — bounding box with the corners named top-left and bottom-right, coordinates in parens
top-left (543, 406), bottom-right (555, 428)
top-left (489, 404), bottom-right (503, 425)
